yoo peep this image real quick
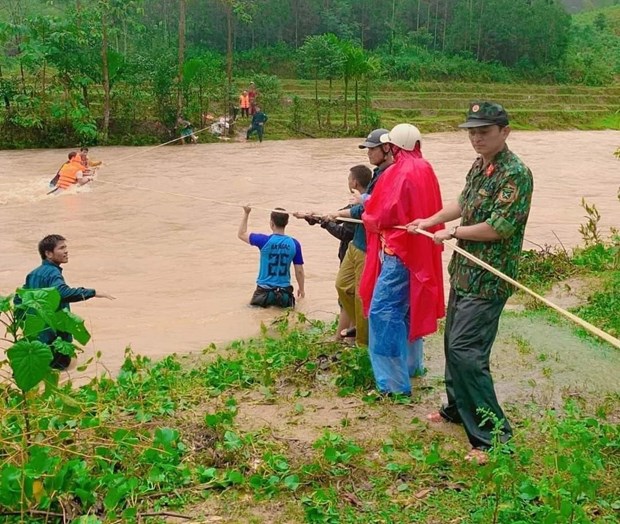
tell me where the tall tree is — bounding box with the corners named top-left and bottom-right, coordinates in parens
top-left (216, 0), bottom-right (253, 123)
top-left (183, 52), bottom-right (225, 119)
top-left (340, 40), bottom-right (366, 128)
top-left (101, 0), bottom-right (111, 138)
top-left (177, 0), bottom-right (186, 117)
top-left (298, 33), bottom-right (332, 127)
top-left (322, 33), bottom-right (344, 126)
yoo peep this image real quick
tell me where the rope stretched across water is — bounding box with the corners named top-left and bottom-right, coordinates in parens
top-left (104, 125), bottom-right (213, 165)
top-left (51, 132), bottom-right (617, 348)
top-left (90, 178), bottom-right (620, 350)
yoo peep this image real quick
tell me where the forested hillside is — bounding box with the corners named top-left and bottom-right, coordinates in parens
top-left (562, 0), bottom-right (620, 12)
top-left (0, 0), bottom-right (619, 147)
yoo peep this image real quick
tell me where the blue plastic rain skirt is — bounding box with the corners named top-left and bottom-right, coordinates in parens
top-left (368, 254), bottom-right (424, 395)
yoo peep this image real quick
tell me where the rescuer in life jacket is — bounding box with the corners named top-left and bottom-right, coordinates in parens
top-left (54, 152), bottom-right (95, 190)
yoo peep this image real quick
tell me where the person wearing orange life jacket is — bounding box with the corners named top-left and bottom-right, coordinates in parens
top-left (239, 91), bottom-right (250, 118)
top-left (49, 157), bottom-right (71, 188)
top-left (79, 147), bottom-right (102, 169)
top-left (55, 152), bottom-right (94, 190)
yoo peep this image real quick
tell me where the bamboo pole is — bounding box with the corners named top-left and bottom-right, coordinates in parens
top-left (413, 228), bottom-right (620, 350)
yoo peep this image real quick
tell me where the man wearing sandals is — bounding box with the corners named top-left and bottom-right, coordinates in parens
top-left (360, 124), bottom-right (445, 396)
top-left (328, 129), bottom-right (393, 345)
top-left (409, 102), bottom-right (533, 464)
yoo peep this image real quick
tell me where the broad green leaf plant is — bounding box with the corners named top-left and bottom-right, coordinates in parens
top-left (2, 287), bottom-right (91, 393)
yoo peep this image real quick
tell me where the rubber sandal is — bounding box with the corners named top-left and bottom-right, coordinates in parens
top-left (426, 412), bottom-right (446, 423)
top-left (464, 448), bottom-right (489, 465)
top-left (340, 327), bottom-right (356, 338)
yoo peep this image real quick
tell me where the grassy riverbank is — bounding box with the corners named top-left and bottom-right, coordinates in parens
top-left (1, 224), bottom-right (619, 523)
top-left (1, 80), bottom-right (620, 148)
top-left (1, 314), bottom-right (618, 523)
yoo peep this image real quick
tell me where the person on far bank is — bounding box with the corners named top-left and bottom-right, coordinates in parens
top-left (238, 205), bottom-right (305, 308)
top-left (246, 107), bottom-right (268, 142)
top-left (248, 82), bottom-right (259, 115)
top-left (408, 101), bottom-right (534, 465)
top-left (239, 91), bottom-right (250, 118)
top-left (21, 234), bottom-right (115, 370)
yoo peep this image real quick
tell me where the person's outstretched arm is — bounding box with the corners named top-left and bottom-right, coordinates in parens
top-left (49, 273), bottom-right (115, 302)
top-left (237, 205), bottom-right (251, 244)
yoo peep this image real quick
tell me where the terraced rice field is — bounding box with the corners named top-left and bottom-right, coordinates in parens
top-left (270, 80), bottom-right (620, 134)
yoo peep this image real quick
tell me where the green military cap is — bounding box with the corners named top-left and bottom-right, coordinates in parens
top-left (458, 101), bottom-right (509, 128)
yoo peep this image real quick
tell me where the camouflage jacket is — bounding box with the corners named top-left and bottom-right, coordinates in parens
top-left (449, 147), bottom-right (534, 299)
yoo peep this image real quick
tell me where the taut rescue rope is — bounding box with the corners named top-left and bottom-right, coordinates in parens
top-left (104, 126), bottom-right (212, 165)
top-left (89, 179), bottom-right (620, 350)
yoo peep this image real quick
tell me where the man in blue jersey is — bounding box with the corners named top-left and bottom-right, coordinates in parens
top-left (238, 206), bottom-right (305, 308)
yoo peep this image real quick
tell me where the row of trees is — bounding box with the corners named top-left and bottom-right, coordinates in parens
top-left (149, 0), bottom-right (573, 68)
top-left (298, 34), bottom-right (377, 129)
top-left (1, 0), bottom-right (148, 141)
top-left (0, 0), bottom-right (618, 147)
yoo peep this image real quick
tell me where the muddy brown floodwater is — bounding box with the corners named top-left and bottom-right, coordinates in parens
top-left (0, 131), bottom-right (618, 377)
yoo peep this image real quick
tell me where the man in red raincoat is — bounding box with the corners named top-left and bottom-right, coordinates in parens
top-left (359, 124), bottom-right (445, 395)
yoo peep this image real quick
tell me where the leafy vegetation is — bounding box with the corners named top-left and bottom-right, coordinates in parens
top-left (518, 185), bottom-right (620, 338)
top-left (1, 306), bottom-right (619, 522)
top-left (1, 201), bottom-right (620, 521)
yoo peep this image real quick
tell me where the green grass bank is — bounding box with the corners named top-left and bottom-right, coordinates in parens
top-left (1, 218), bottom-right (619, 523)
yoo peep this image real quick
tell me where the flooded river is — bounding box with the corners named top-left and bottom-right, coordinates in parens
top-left (0, 131), bottom-right (618, 376)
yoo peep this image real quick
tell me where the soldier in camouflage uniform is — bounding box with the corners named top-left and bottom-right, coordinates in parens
top-left (408, 101), bottom-right (533, 464)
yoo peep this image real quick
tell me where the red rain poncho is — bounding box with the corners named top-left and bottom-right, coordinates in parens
top-left (360, 147), bottom-right (445, 340)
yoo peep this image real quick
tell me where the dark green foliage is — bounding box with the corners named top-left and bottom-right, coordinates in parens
top-left (519, 247), bottom-right (577, 290)
top-left (334, 345), bottom-right (375, 396)
top-left (6, 340), bottom-right (53, 392)
top-left (572, 230), bottom-right (620, 336)
top-left (252, 73), bottom-right (282, 112)
top-left (574, 270), bottom-right (620, 336)
top-left (517, 193), bottom-right (619, 340)
top-left (470, 402), bottom-right (619, 524)
top-left (2, 287), bottom-right (91, 392)
top-left (0, 307), bottom-right (619, 521)
top-left (1, 2), bottom-right (619, 147)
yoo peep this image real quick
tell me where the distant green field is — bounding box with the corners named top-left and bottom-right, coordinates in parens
top-left (266, 80), bottom-right (620, 137)
top-left (574, 5), bottom-right (620, 34)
